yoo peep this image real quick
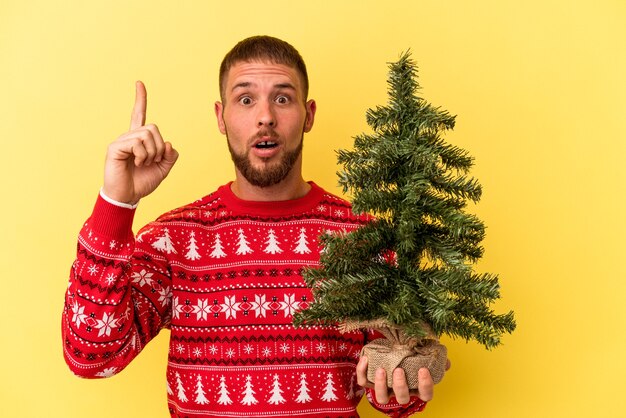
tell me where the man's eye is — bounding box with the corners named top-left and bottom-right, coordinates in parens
top-left (240, 97), bottom-right (252, 105)
top-left (275, 95), bottom-right (289, 104)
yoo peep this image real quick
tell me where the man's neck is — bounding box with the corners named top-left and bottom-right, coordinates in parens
top-left (230, 174), bottom-right (311, 202)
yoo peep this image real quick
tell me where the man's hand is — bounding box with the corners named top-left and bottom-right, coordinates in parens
top-left (102, 81), bottom-right (178, 204)
top-left (356, 356), bottom-right (451, 405)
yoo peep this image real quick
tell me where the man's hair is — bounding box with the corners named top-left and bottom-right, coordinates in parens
top-left (219, 35), bottom-right (309, 101)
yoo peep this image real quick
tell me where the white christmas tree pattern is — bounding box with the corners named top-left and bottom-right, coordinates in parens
top-left (210, 233), bottom-right (227, 258)
top-left (217, 375), bottom-right (233, 405)
top-left (293, 227), bottom-right (312, 254)
top-left (167, 378), bottom-right (173, 396)
top-left (320, 372), bottom-right (338, 402)
top-left (240, 375), bottom-right (258, 406)
top-left (235, 228), bottom-right (253, 255)
top-left (185, 231), bottom-right (201, 261)
top-left (175, 372), bottom-right (188, 402)
top-left (152, 228), bottom-right (177, 254)
top-left (295, 373), bottom-right (312, 404)
top-left (267, 374), bottom-right (286, 405)
top-left (263, 229), bottom-right (283, 254)
top-left (194, 374), bottom-right (209, 405)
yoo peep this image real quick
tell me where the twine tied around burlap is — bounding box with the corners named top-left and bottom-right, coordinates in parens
top-left (341, 319), bottom-right (448, 389)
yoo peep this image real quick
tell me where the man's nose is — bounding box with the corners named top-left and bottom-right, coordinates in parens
top-left (257, 100), bottom-right (275, 127)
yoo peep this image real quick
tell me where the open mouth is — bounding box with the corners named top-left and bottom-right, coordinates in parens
top-left (255, 141), bottom-right (278, 149)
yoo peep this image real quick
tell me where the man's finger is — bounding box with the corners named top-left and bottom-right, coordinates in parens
top-left (417, 368), bottom-right (434, 402)
top-left (374, 368), bottom-right (390, 405)
top-left (130, 80), bottom-right (147, 130)
top-left (143, 124), bottom-right (165, 163)
top-left (391, 368), bottom-right (411, 405)
top-left (356, 356), bottom-right (371, 388)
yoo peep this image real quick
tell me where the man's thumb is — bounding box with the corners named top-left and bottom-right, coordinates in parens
top-left (161, 142), bottom-right (179, 171)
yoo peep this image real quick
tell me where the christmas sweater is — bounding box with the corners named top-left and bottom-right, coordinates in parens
top-left (62, 182), bottom-right (426, 417)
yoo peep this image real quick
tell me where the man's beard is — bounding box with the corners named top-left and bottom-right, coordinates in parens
top-left (227, 134), bottom-right (304, 188)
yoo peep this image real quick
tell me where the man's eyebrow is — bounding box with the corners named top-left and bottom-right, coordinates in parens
top-left (274, 83), bottom-right (296, 90)
top-left (231, 82), bottom-right (252, 92)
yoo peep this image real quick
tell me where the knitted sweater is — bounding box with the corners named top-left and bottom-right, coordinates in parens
top-left (62, 182), bottom-right (426, 417)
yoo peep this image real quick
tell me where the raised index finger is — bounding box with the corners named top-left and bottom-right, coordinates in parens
top-left (130, 80), bottom-right (147, 130)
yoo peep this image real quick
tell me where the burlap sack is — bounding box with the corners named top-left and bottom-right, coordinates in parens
top-left (342, 320), bottom-right (448, 389)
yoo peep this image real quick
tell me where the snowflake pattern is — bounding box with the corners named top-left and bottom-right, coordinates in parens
top-left (177, 293), bottom-right (312, 321)
top-left (131, 269), bottom-right (154, 287)
top-left (220, 296), bottom-right (241, 319)
top-left (172, 297), bottom-right (183, 320)
top-left (95, 367), bottom-right (118, 378)
top-left (278, 293), bottom-right (301, 317)
top-left (158, 286), bottom-right (172, 307)
top-left (104, 274), bottom-right (116, 286)
top-left (193, 299), bottom-right (211, 320)
top-left (95, 312), bottom-right (120, 337)
top-left (251, 294), bottom-right (271, 318)
top-left (87, 264), bottom-right (99, 276)
top-left (71, 301), bottom-right (87, 329)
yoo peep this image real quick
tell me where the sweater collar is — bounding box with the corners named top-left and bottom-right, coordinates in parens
top-left (217, 181), bottom-right (325, 217)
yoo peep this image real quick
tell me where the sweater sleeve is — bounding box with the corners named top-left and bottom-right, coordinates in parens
top-left (365, 390), bottom-right (427, 417)
top-left (362, 329), bottom-right (428, 417)
top-left (62, 195), bottom-right (172, 378)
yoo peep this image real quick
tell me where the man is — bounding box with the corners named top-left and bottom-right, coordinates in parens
top-left (63, 36), bottom-right (441, 417)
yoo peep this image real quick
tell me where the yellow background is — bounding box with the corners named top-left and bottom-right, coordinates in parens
top-left (1, 1), bottom-right (625, 417)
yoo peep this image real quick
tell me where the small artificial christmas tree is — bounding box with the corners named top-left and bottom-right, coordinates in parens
top-left (294, 51), bottom-right (515, 388)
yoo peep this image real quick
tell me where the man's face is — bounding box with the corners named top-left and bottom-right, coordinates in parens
top-left (215, 61), bottom-right (316, 188)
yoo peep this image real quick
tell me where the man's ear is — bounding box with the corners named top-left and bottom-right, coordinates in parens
top-left (215, 101), bottom-right (226, 134)
top-left (304, 99), bottom-right (316, 133)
